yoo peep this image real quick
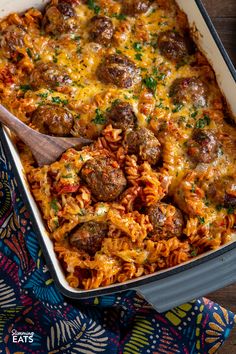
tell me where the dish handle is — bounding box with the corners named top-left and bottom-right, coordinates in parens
top-left (135, 247), bottom-right (236, 313)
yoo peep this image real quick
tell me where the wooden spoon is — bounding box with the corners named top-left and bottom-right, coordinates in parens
top-left (0, 104), bottom-right (92, 167)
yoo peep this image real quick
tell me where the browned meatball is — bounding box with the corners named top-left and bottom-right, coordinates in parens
top-left (169, 77), bottom-right (208, 108)
top-left (42, 0), bottom-right (76, 35)
top-left (81, 156), bottom-right (127, 201)
top-left (124, 127), bottom-right (161, 165)
top-left (30, 62), bottom-right (72, 90)
top-left (0, 25), bottom-right (26, 60)
top-left (89, 16), bottom-right (114, 46)
top-left (97, 54), bottom-right (140, 88)
top-left (31, 104), bottom-right (74, 136)
top-left (107, 101), bottom-right (137, 130)
top-left (187, 130), bottom-right (218, 163)
top-left (57, 1), bottom-right (75, 17)
top-left (69, 221), bottom-right (108, 255)
top-left (208, 176), bottom-right (236, 208)
top-left (147, 203), bottom-right (184, 239)
top-left (158, 30), bottom-right (189, 62)
top-left (122, 0), bottom-right (151, 16)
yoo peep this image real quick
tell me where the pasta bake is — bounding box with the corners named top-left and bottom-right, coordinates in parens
top-left (0, 0), bottom-right (236, 289)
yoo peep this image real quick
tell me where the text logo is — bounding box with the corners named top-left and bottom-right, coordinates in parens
top-left (11, 329), bottom-right (34, 343)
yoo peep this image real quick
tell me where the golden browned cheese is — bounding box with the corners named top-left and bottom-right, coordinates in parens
top-left (1, 0), bottom-right (236, 290)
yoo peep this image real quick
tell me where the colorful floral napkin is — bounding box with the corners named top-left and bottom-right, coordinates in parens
top-left (0, 141), bottom-right (235, 354)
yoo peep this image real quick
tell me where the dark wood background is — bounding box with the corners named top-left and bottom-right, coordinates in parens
top-left (200, 1), bottom-right (236, 352)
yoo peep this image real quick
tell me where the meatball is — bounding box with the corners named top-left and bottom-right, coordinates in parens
top-left (57, 1), bottom-right (75, 17)
top-left (158, 30), bottom-right (190, 62)
top-left (42, 0), bottom-right (76, 35)
top-left (122, 0), bottom-right (151, 16)
top-left (29, 62), bottom-right (72, 90)
top-left (69, 221), bottom-right (108, 255)
top-left (169, 77), bottom-right (208, 108)
top-left (187, 130), bottom-right (218, 163)
top-left (31, 104), bottom-right (74, 136)
top-left (81, 156), bottom-right (127, 201)
top-left (107, 101), bottom-right (137, 130)
top-left (97, 54), bottom-right (140, 88)
top-left (124, 127), bottom-right (161, 165)
top-left (89, 16), bottom-right (114, 46)
top-left (0, 25), bottom-right (26, 60)
top-left (208, 176), bottom-right (236, 208)
top-left (147, 203), bottom-right (184, 239)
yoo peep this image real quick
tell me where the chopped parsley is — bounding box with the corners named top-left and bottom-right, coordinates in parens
top-left (37, 92), bottom-right (48, 99)
top-left (227, 206), bottom-right (235, 215)
top-left (133, 95), bottom-right (139, 100)
top-left (172, 103), bottom-right (184, 113)
top-left (76, 45), bottom-right (82, 55)
top-left (146, 115), bottom-right (152, 124)
top-left (20, 85), bottom-right (32, 92)
top-left (87, 0), bottom-right (100, 14)
top-left (191, 248), bottom-right (198, 257)
top-left (133, 42), bottom-right (142, 52)
top-left (26, 48), bottom-right (32, 58)
top-left (143, 76), bottom-right (157, 96)
top-left (51, 96), bottom-right (68, 105)
top-left (198, 216), bottom-right (205, 224)
top-left (93, 109), bottom-right (106, 125)
top-left (191, 111), bottom-right (198, 119)
top-left (195, 115), bottom-right (210, 129)
top-left (152, 68), bottom-right (166, 81)
top-left (135, 53), bottom-right (142, 61)
top-left (50, 199), bottom-right (59, 213)
top-left (112, 13), bottom-right (126, 20)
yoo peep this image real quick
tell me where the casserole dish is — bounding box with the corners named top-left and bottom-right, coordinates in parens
top-left (1, 0), bottom-right (236, 312)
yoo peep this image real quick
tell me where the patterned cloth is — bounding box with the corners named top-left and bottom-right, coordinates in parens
top-left (0, 141), bottom-right (235, 354)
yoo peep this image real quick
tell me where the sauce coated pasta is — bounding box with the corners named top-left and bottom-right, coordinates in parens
top-left (0, 0), bottom-right (236, 289)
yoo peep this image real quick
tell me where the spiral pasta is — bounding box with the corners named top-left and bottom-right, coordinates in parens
top-left (2, 0), bottom-right (235, 290)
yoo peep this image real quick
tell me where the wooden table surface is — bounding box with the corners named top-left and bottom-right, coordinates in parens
top-left (200, 1), bottom-right (236, 352)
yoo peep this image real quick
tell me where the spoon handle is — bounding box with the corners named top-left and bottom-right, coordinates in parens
top-left (0, 104), bottom-right (38, 144)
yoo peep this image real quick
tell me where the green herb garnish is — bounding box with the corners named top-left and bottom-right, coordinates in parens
top-left (172, 103), bottom-right (184, 113)
top-left (92, 108), bottom-right (106, 125)
top-left (50, 199), bottom-right (59, 213)
top-left (198, 216), bottom-right (205, 224)
top-left (133, 42), bottom-right (142, 52)
top-left (37, 92), bottom-right (48, 99)
top-left (135, 53), bottom-right (142, 61)
top-left (146, 115), bottom-right (152, 124)
top-left (112, 13), bottom-right (126, 20)
top-left (191, 248), bottom-right (198, 257)
top-left (195, 115), bottom-right (210, 129)
top-left (51, 96), bottom-right (68, 105)
top-left (227, 206), bottom-right (235, 215)
top-left (20, 85), bottom-right (32, 92)
top-left (191, 111), bottom-right (198, 119)
top-left (87, 0), bottom-right (100, 14)
top-left (143, 76), bottom-right (157, 96)
top-left (26, 48), bottom-right (32, 58)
